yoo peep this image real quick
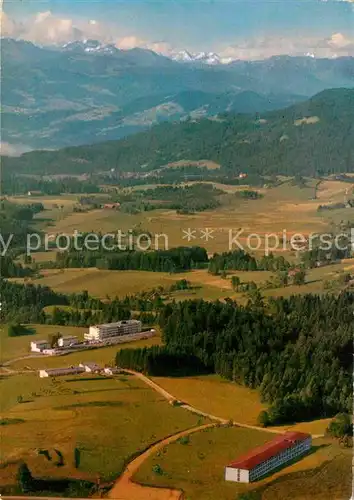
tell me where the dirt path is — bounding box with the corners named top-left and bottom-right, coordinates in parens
top-left (107, 423), bottom-right (216, 500)
top-left (121, 369), bottom-right (299, 434)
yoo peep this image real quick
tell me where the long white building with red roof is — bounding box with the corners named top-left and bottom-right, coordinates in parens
top-left (225, 431), bottom-right (312, 483)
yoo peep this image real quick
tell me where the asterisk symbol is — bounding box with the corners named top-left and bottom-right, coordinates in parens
top-left (182, 228), bottom-right (197, 242)
top-left (200, 228), bottom-right (215, 241)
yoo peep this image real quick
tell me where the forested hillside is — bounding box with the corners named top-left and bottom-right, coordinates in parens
top-left (4, 88), bottom-right (353, 177)
top-left (117, 294), bottom-right (354, 425)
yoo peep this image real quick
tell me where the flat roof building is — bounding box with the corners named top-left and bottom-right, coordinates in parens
top-left (84, 320), bottom-right (142, 341)
top-left (31, 340), bottom-right (50, 352)
top-left (39, 366), bottom-right (85, 378)
top-left (225, 431), bottom-right (312, 483)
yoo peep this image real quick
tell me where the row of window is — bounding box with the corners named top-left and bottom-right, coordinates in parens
top-left (249, 442), bottom-right (311, 480)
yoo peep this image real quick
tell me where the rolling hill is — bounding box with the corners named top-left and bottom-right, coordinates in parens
top-left (3, 88), bottom-right (353, 178)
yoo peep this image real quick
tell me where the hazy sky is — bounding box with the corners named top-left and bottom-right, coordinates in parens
top-left (2, 0), bottom-right (354, 59)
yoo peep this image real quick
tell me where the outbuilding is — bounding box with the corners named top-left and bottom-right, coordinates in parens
top-left (57, 336), bottom-right (79, 348)
top-left (39, 366), bottom-right (85, 378)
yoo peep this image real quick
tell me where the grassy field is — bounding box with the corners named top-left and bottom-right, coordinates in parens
top-left (10, 179), bottom-right (354, 262)
top-left (0, 372), bottom-right (208, 491)
top-left (262, 259), bottom-right (354, 299)
top-left (134, 426), bottom-right (351, 500)
top-left (9, 268), bottom-right (245, 300)
top-left (151, 375), bottom-right (331, 435)
top-left (152, 375), bottom-right (265, 426)
top-left (10, 260), bottom-right (354, 304)
top-left (17, 269), bottom-right (181, 298)
top-left (19, 180), bottom-right (351, 255)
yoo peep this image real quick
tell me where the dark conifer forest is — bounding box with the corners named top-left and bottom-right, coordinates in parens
top-left (116, 294), bottom-right (353, 425)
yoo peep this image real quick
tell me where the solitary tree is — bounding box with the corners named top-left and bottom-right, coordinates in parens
top-left (231, 276), bottom-right (241, 292)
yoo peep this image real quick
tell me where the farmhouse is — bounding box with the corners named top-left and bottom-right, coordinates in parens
top-left (39, 366), bottom-right (85, 378)
top-left (84, 320), bottom-right (142, 341)
top-left (31, 340), bottom-right (50, 352)
top-left (225, 431), bottom-right (312, 483)
top-left (57, 335), bottom-right (79, 348)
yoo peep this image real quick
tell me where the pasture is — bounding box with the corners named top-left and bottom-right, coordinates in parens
top-left (18, 179), bottom-right (352, 255)
top-left (11, 268), bottom-right (244, 301)
top-left (0, 372), bottom-right (207, 491)
top-left (152, 375), bottom-right (265, 426)
top-left (134, 426), bottom-right (351, 500)
top-left (152, 375), bottom-right (331, 435)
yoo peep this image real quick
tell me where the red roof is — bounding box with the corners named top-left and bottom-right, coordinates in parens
top-left (227, 431), bottom-right (310, 471)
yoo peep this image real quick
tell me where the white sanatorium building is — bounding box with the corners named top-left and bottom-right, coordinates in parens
top-left (84, 320), bottom-right (142, 341)
top-left (225, 431), bottom-right (312, 483)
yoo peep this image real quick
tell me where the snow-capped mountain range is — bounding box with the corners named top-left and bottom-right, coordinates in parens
top-left (61, 39), bottom-right (232, 64)
top-left (170, 50), bottom-right (233, 65)
top-left (62, 39), bottom-right (118, 55)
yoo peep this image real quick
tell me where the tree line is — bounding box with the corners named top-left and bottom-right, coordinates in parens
top-left (209, 250), bottom-right (291, 273)
top-left (0, 279), bottom-right (161, 326)
top-left (54, 246), bottom-right (209, 273)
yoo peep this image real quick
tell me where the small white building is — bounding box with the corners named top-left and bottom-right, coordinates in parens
top-left (57, 335), bottom-right (79, 348)
top-left (79, 362), bottom-right (101, 373)
top-left (42, 349), bottom-right (56, 356)
top-left (31, 340), bottom-right (50, 353)
top-left (39, 366), bottom-right (85, 378)
top-left (225, 431), bottom-right (312, 483)
top-left (84, 320), bottom-right (142, 341)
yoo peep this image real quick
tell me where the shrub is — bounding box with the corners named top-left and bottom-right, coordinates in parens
top-left (326, 413), bottom-right (353, 438)
top-left (152, 464), bottom-right (164, 475)
top-left (257, 410), bottom-right (270, 428)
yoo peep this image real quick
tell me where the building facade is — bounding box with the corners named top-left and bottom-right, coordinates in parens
top-left (84, 320), bottom-right (142, 341)
top-left (39, 366), bottom-right (85, 378)
top-left (57, 335), bottom-right (79, 348)
top-left (225, 431), bottom-right (312, 483)
top-left (79, 362), bottom-right (101, 373)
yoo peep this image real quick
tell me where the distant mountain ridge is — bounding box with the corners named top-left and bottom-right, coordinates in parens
top-left (3, 88), bottom-right (353, 178)
top-left (2, 38), bottom-right (354, 151)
